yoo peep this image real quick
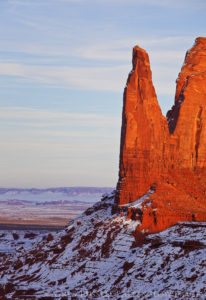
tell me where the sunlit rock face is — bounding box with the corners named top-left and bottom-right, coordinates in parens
top-left (168, 37), bottom-right (206, 170)
top-left (116, 37), bottom-right (206, 233)
top-left (115, 45), bottom-right (169, 206)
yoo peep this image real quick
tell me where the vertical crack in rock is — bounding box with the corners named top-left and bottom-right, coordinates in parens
top-left (166, 76), bottom-right (189, 134)
top-left (195, 106), bottom-right (203, 164)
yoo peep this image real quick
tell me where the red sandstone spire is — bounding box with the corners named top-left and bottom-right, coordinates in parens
top-left (116, 38), bottom-right (206, 233)
top-left (116, 45), bottom-right (168, 205)
top-left (167, 37), bottom-right (206, 169)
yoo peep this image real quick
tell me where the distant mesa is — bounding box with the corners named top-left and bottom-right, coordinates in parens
top-left (115, 37), bottom-right (206, 233)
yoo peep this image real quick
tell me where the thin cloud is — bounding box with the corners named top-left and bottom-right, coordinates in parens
top-left (0, 36), bottom-right (192, 60)
top-left (0, 61), bottom-right (129, 92)
top-left (0, 107), bottom-right (120, 128)
top-left (75, 37), bottom-right (189, 62)
top-left (0, 35), bottom-right (192, 95)
top-left (1, 43), bottom-right (192, 97)
top-left (8, 0), bottom-right (50, 6)
top-left (57, 0), bottom-right (206, 9)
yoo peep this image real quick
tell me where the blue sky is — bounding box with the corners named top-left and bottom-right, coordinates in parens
top-left (0, 0), bottom-right (206, 188)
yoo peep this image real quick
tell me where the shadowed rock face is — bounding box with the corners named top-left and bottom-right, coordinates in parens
top-left (116, 37), bottom-right (206, 233)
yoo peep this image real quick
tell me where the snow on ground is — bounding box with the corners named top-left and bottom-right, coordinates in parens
top-left (0, 226), bottom-right (62, 255)
top-left (0, 191), bottom-right (206, 299)
top-left (120, 189), bottom-right (154, 209)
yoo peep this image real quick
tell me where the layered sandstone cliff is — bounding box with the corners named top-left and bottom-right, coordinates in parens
top-left (116, 37), bottom-right (206, 233)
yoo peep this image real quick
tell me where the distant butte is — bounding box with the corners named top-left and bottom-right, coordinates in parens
top-left (115, 37), bottom-right (206, 233)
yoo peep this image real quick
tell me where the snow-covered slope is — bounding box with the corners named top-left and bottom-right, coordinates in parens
top-left (1, 192), bottom-right (206, 299)
top-left (0, 225), bottom-right (63, 255)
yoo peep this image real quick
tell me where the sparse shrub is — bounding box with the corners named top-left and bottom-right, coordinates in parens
top-left (12, 233), bottom-right (19, 240)
top-left (24, 232), bottom-right (37, 239)
top-left (61, 234), bottom-right (73, 245)
top-left (186, 274), bottom-right (198, 282)
top-left (58, 277), bottom-right (67, 285)
top-left (46, 233), bottom-right (53, 242)
top-left (123, 261), bottom-right (134, 272)
top-left (13, 259), bottom-right (23, 270)
top-left (150, 237), bottom-right (164, 248)
top-left (131, 230), bottom-right (147, 247)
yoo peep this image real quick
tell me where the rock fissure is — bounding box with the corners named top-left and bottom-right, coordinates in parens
top-left (195, 106), bottom-right (203, 164)
top-left (167, 75), bottom-right (190, 134)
